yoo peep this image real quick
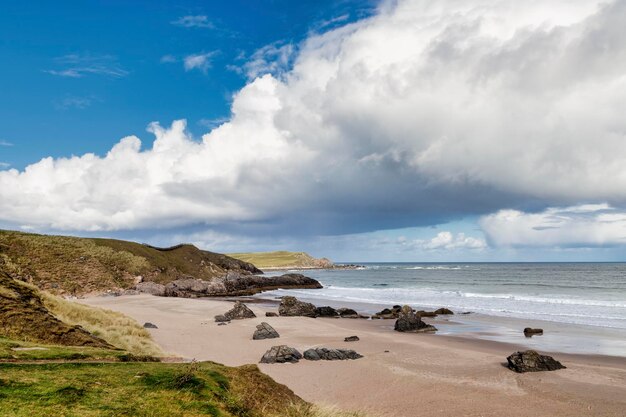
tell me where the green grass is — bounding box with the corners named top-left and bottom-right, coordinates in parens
top-left (0, 361), bottom-right (303, 417)
top-left (0, 229), bottom-right (259, 296)
top-left (227, 251), bottom-right (331, 269)
top-left (0, 337), bottom-right (130, 362)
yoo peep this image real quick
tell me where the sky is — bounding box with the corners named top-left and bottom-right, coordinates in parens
top-left (1, 0), bottom-right (626, 262)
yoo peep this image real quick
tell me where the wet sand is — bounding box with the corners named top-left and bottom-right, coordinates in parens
top-left (81, 294), bottom-right (626, 417)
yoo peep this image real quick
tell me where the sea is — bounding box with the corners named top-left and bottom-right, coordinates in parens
top-left (257, 263), bottom-right (626, 357)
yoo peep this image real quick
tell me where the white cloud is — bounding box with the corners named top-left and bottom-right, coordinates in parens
top-left (171, 15), bottom-right (214, 29)
top-left (45, 54), bottom-right (128, 78)
top-left (54, 96), bottom-right (93, 110)
top-left (242, 42), bottom-right (294, 80)
top-left (184, 52), bottom-right (216, 73)
top-left (0, 141), bottom-right (12, 147)
top-left (421, 232), bottom-right (486, 250)
top-left (0, 162), bottom-right (10, 169)
top-left (480, 204), bottom-right (626, 247)
top-left (3, 0), bottom-right (626, 242)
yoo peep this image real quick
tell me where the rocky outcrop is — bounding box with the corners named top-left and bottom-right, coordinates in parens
top-left (260, 345), bottom-right (303, 363)
top-left (372, 306), bottom-right (402, 319)
top-left (279, 296), bottom-right (317, 317)
top-left (137, 273), bottom-right (322, 298)
top-left (215, 301), bottom-right (256, 322)
top-left (434, 308), bottom-right (454, 315)
top-left (135, 281), bottom-right (166, 296)
top-left (253, 322), bottom-right (280, 340)
top-left (315, 306), bottom-right (338, 317)
top-left (507, 350), bottom-right (566, 373)
top-left (344, 336), bottom-right (359, 342)
top-left (523, 328), bottom-right (543, 337)
top-left (337, 308), bottom-right (360, 318)
top-left (394, 305), bottom-right (437, 333)
top-left (303, 348), bottom-right (363, 361)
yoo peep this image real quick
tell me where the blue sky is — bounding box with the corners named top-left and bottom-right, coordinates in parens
top-left (0, 0), bottom-right (374, 169)
top-left (1, 0), bottom-right (626, 262)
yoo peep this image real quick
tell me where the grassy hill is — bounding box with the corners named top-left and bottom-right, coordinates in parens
top-left (0, 230), bottom-right (261, 296)
top-left (227, 251), bottom-right (333, 269)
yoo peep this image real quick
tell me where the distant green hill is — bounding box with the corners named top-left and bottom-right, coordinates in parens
top-left (0, 230), bottom-right (261, 296)
top-left (227, 251), bottom-right (333, 269)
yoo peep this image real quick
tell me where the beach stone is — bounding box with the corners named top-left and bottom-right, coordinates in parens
top-left (315, 306), bottom-right (339, 317)
top-left (337, 308), bottom-right (359, 318)
top-left (143, 322), bottom-right (158, 329)
top-left (278, 296), bottom-right (317, 317)
top-left (217, 322), bottom-right (228, 326)
top-left (394, 305), bottom-right (437, 333)
top-left (135, 281), bottom-right (166, 296)
top-left (265, 312), bottom-right (278, 317)
top-left (260, 345), bottom-right (302, 363)
top-left (523, 328), bottom-right (544, 337)
top-left (372, 306), bottom-right (400, 319)
top-left (214, 314), bottom-right (230, 323)
top-left (344, 336), bottom-right (360, 342)
top-left (416, 310), bottom-right (437, 317)
top-left (303, 347), bottom-right (363, 361)
top-left (434, 308), bottom-right (454, 315)
top-left (507, 350), bottom-right (565, 373)
top-left (253, 322), bottom-right (280, 340)
top-left (224, 301), bottom-right (257, 320)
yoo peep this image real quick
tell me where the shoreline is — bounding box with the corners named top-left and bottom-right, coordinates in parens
top-left (80, 294), bottom-right (626, 417)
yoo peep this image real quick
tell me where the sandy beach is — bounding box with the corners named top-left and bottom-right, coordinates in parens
top-left (81, 294), bottom-right (626, 417)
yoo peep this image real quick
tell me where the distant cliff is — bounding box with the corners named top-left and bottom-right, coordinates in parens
top-left (227, 251), bottom-right (334, 270)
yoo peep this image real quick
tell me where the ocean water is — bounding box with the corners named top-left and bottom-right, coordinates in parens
top-left (263, 263), bottom-right (626, 330)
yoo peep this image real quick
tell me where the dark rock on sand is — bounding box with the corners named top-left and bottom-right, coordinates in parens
top-left (253, 322), bottom-right (280, 340)
top-left (260, 345), bottom-right (303, 363)
top-left (143, 322), bottom-right (158, 329)
top-left (394, 305), bottom-right (437, 333)
top-left (434, 308), bottom-right (454, 315)
top-left (337, 308), bottom-right (359, 318)
top-left (265, 312), bottom-right (278, 317)
top-left (523, 328), bottom-right (544, 337)
top-left (507, 350), bottom-right (565, 373)
top-left (372, 306), bottom-right (402, 319)
top-left (215, 301), bottom-right (256, 322)
top-left (344, 336), bottom-right (360, 342)
top-left (416, 310), bottom-right (437, 318)
top-left (315, 306), bottom-right (339, 317)
top-left (279, 296), bottom-right (317, 317)
top-left (303, 347), bottom-right (363, 361)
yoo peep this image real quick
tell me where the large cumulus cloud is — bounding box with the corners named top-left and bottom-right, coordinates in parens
top-left (1, 0), bottom-right (626, 239)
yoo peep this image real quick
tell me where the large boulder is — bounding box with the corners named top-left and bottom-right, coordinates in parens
top-left (523, 328), bottom-right (543, 337)
top-left (394, 305), bottom-right (437, 333)
top-left (303, 348), bottom-right (363, 361)
top-left (260, 345), bottom-right (302, 363)
top-left (214, 301), bottom-right (256, 322)
top-left (279, 296), bottom-right (317, 317)
top-left (337, 308), bottom-right (359, 318)
top-left (135, 281), bottom-right (166, 296)
top-left (372, 306), bottom-right (401, 319)
top-left (507, 350), bottom-right (566, 373)
top-left (315, 306), bottom-right (339, 317)
top-left (253, 322), bottom-right (280, 340)
top-left (434, 307), bottom-right (454, 315)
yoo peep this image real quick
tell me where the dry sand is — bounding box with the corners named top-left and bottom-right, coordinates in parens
top-left (81, 294), bottom-right (626, 417)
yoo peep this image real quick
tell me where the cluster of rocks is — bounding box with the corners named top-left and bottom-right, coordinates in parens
top-left (260, 345), bottom-right (363, 364)
top-left (214, 301), bottom-right (256, 322)
top-left (372, 305), bottom-right (454, 319)
top-left (135, 272), bottom-right (322, 298)
top-left (507, 350), bottom-right (565, 373)
top-left (394, 305), bottom-right (437, 333)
